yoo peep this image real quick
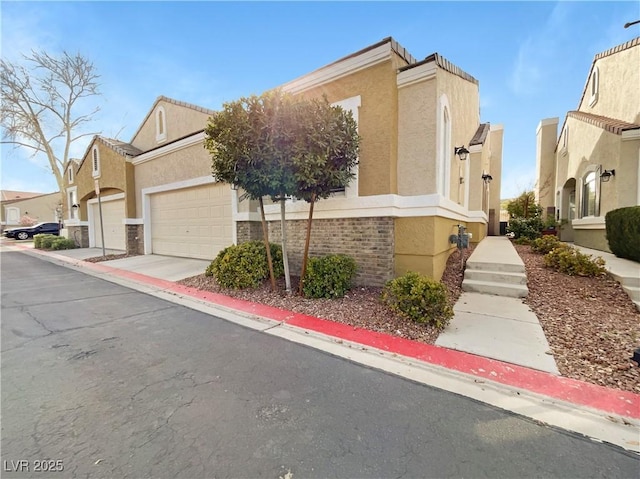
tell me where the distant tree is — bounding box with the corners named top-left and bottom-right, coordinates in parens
top-left (291, 97), bottom-right (360, 294)
top-left (1, 51), bottom-right (101, 202)
top-left (204, 91), bottom-right (298, 291)
top-left (507, 190), bottom-right (542, 219)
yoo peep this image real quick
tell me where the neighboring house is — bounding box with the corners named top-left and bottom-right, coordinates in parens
top-left (536, 37), bottom-right (640, 252)
top-left (62, 37), bottom-right (502, 286)
top-left (245, 37), bottom-right (502, 284)
top-left (1, 190), bottom-right (61, 232)
top-left (63, 137), bottom-right (141, 250)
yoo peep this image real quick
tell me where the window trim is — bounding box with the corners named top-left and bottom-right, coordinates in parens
top-left (589, 66), bottom-right (599, 107)
top-left (91, 146), bottom-right (100, 178)
top-left (437, 94), bottom-right (452, 199)
top-left (581, 170), bottom-right (598, 217)
top-left (68, 164), bottom-right (74, 183)
top-left (155, 106), bottom-right (167, 143)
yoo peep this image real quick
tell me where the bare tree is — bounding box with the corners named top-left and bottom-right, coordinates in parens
top-left (1, 51), bottom-right (100, 199)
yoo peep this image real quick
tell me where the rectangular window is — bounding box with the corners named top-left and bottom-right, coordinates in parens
top-left (68, 166), bottom-right (74, 183)
top-left (582, 172), bottom-right (596, 217)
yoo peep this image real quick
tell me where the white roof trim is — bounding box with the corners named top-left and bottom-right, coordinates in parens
top-left (132, 132), bottom-right (205, 165)
top-left (397, 62), bottom-right (437, 89)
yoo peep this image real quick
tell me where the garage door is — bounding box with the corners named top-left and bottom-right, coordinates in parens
top-left (91, 198), bottom-right (126, 250)
top-left (150, 183), bottom-right (232, 260)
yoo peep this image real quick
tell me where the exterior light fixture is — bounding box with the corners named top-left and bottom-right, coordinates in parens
top-left (454, 146), bottom-right (469, 161)
top-left (600, 169), bottom-right (615, 182)
top-left (72, 203), bottom-right (80, 209)
top-left (481, 173), bottom-right (493, 184)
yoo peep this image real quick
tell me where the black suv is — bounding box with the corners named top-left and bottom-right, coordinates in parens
top-left (4, 222), bottom-right (60, 240)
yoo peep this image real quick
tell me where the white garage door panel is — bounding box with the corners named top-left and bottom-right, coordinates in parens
top-left (150, 183), bottom-right (232, 260)
top-left (91, 199), bottom-right (126, 250)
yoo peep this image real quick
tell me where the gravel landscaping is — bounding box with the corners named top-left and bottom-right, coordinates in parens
top-left (174, 243), bottom-right (638, 394)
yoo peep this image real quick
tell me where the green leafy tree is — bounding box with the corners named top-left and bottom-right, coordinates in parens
top-left (204, 90), bottom-right (297, 291)
top-left (291, 97), bottom-right (360, 294)
top-left (507, 190), bottom-right (542, 219)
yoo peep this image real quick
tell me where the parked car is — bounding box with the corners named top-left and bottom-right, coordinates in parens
top-left (3, 222), bottom-right (60, 240)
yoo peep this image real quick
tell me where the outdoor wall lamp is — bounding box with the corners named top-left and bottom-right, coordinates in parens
top-left (600, 169), bottom-right (615, 182)
top-left (454, 146), bottom-right (469, 161)
top-left (481, 173), bottom-right (493, 184)
top-left (72, 203), bottom-right (80, 209)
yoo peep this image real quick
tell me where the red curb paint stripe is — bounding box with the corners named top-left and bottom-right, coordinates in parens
top-left (13, 245), bottom-right (640, 419)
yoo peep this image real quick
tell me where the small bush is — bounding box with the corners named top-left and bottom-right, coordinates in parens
top-left (302, 254), bottom-right (357, 299)
top-left (531, 235), bottom-right (563, 254)
top-left (606, 206), bottom-right (640, 262)
top-left (206, 241), bottom-right (283, 289)
top-left (507, 216), bottom-right (544, 240)
top-left (543, 246), bottom-right (606, 277)
top-left (50, 237), bottom-right (77, 250)
top-left (381, 271), bottom-right (453, 329)
top-left (514, 237), bottom-right (532, 245)
top-left (33, 234), bottom-right (49, 249)
top-left (35, 234), bottom-right (58, 250)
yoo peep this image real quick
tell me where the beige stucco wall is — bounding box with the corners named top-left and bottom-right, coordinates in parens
top-left (293, 59), bottom-right (400, 196)
top-left (130, 100), bottom-right (212, 153)
top-left (437, 69), bottom-right (480, 204)
top-left (395, 216), bottom-right (467, 280)
top-left (574, 229), bottom-right (610, 253)
top-left (66, 140), bottom-right (130, 221)
top-left (488, 126), bottom-right (504, 234)
top-left (535, 119), bottom-right (559, 212)
top-left (2, 193), bottom-right (60, 225)
top-left (578, 44), bottom-right (640, 124)
top-left (134, 143), bottom-right (212, 214)
top-left (397, 76), bottom-right (437, 196)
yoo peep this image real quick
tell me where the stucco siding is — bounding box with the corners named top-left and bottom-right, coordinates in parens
top-left (292, 60), bottom-right (398, 196)
top-left (397, 77), bottom-right (438, 196)
top-left (131, 100), bottom-right (211, 152)
top-left (2, 193), bottom-right (60, 226)
top-left (578, 45), bottom-right (640, 124)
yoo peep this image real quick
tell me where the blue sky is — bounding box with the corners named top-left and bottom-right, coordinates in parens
top-left (1, 1), bottom-right (638, 199)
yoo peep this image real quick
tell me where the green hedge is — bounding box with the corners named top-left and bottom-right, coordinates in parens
top-left (50, 237), bottom-right (77, 250)
top-left (302, 254), bottom-right (357, 299)
top-left (381, 271), bottom-right (453, 329)
top-left (206, 241), bottom-right (284, 289)
top-left (507, 216), bottom-right (544, 240)
top-left (606, 206), bottom-right (640, 262)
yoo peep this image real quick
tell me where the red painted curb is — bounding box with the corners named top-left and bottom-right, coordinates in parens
top-left (12, 244), bottom-right (640, 419)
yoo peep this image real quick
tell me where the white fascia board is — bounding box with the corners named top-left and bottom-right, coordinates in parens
top-left (233, 212), bottom-right (262, 222)
top-left (87, 192), bottom-right (125, 205)
top-left (536, 117), bottom-right (559, 134)
top-left (281, 44), bottom-right (391, 94)
top-left (397, 62), bottom-right (437, 89)
top-left (467, 210), bottom-right (488, 222)
top-left (469, 144), bottom-right (483, 154)
top-left (622, 129), bottom-right (640, 141)
top-left (572, 216), bottom-right (606, 229)
top-left (132, 132), bottom-right (206, 166)
top-left (261, 193), bottom-right (476, 222)
top-left (63, 220), bottom-right (89, 226)
top-left (123, 218), bottom-right (143, 225)
top-left (490, 123), bottom-right (504, 131)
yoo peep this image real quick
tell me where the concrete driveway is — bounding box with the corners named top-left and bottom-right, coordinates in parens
top-left (103, 254), bottom-right (210, 281)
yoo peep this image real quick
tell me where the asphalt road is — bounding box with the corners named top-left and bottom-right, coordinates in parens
top-left (1, 250), bottom-right (638, 478)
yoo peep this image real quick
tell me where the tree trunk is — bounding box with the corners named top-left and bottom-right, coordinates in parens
top-left (258, 197), bottom-right (277, 291)
top-left (298, 192), bottom-right (316, 295)
top-left (280, 197), bottom-right (292, 293)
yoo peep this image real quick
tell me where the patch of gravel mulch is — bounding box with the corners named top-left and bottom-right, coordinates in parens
top-left (178, 248), bottom-right (474, 346)
top-left (515, 244), bottom-right (640, 393)
top-left (84, 253), bottom-right (135, 263)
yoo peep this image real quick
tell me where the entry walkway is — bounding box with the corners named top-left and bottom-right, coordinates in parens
top-left (437, 237), bottom-right (559, 374)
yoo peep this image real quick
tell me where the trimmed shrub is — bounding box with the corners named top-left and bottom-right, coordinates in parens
top-left (33, 234), bottom-right (49, 249)
top-left (302, 254), bottom-right (357, 299)
top-left (606, 206), bottom-right (640, 262)
top-left (381, 271), bottom-right (453, 329)
top-left (36, 234), bottom-right (58, 250)
top-left (50, 237), bottom-right (77, 250)
top-left (206, 241), bottom-right (284, 289)
top-left (507, 216), bottom-right (544, 240)
top-left (531, 235), bottom-right (564, 255)
top-left (543, 246), bottom-right (606, 277)
top-left (514, 237), bottom-right (532, 245)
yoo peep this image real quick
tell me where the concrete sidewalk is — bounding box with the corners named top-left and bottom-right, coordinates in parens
top-left (437, 237), bottom-right (559, 374)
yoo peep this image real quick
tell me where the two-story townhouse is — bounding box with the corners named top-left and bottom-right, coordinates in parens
top-left (536, 37), bottom-right (640, 251)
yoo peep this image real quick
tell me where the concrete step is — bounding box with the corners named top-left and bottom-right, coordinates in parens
top-left (465, 260), bottom-right (525, 275)
top-left (462, 279), bottom-right (528, 298)
top-left (464, 269), bottom-right (527, 285)
top-left (610, 272), bottom-right (640, 289)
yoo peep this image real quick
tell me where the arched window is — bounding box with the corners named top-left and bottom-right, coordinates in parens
top-left (437, 95), bottom-right (452, 198)
top-left (91, 146), bottom-right (100, 178)
top-left (582, 171), bottom-right (596, 216)
top-left (589, 66), bottom-right (599, 107)
top-left (156, 106), bottom-right (167, 143)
